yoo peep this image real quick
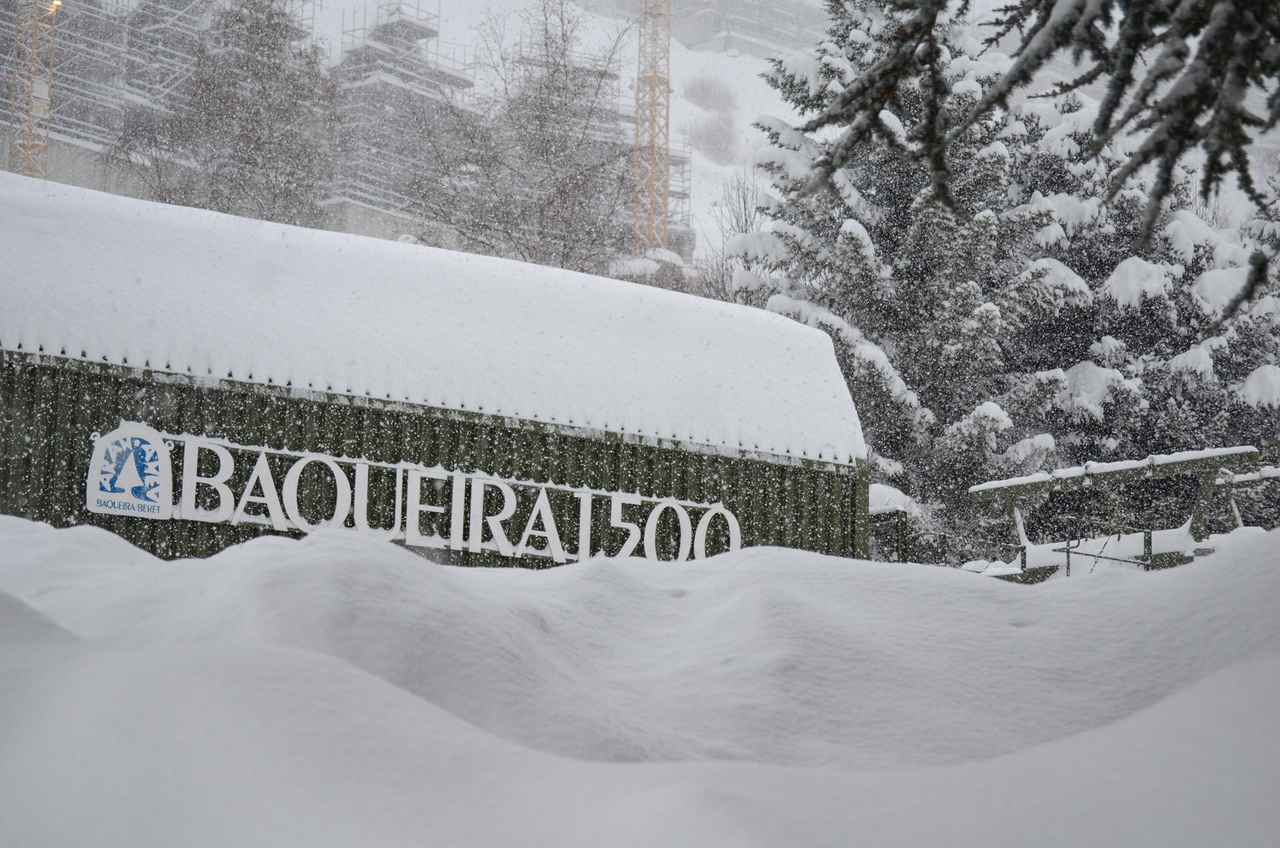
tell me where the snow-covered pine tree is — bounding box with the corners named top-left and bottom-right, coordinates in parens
top-left (751, 0), bottom-right (1280, 550)
top-left (110, 0), bottom-right (337, 226)
top-left (793, 0), bottom-right (1280, 305)
top-left (754, 1), bottom-right (1061, 517)
top-left (1013, 94), bottom-right (1280, 499)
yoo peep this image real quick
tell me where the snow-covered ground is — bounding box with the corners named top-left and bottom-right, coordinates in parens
top-left (3, 515), bottom-right (1278, 845)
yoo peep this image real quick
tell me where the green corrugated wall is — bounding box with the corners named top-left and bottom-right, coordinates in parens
top-left (1, 349), bottom-right (870, 564)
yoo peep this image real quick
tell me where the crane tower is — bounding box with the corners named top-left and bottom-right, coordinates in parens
top-left (7, 0), bottom-right (60, 178)
top-left (633, 0), bottom-right (670, 255)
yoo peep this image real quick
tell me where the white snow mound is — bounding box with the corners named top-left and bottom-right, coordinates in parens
top-left (2, 517), bottom-right (1279, 846)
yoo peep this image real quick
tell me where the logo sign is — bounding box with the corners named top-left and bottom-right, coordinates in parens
top-left (86, 422), bottom-right (173, 519)
top-left (84, 422), bottom-right (741, 562)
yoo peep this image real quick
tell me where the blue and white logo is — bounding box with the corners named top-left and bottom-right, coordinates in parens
top-left (85, 422), bottom-right (173, 519)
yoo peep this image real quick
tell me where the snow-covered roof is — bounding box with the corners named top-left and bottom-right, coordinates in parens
top-left (0, 173), bottom-right (865, 464)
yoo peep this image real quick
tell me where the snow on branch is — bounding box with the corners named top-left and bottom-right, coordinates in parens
top-left (796, 0), bottom-right (1280, 276)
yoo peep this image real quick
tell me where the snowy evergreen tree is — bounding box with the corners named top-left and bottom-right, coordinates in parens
top-left (749, 0), bottom-right (1280, 549)
top-left (109, 0), bottom-right (337, 226)
top-left (792, 0), bottom-right (1280, 302)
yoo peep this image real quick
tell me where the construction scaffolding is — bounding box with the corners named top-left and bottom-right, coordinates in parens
top-left (53, 0), bottom-right (127, 146)
top-left (671, 0), bottom-right (826, 57)
top-left (633, 0), bottom-right (670, 254)
top-left (122, 0), bottom-right (210, 108)
top-left (2, 0), bottom-right (164, 160)
top-left (328, 0), bottom-right (472, 215)
top-left (123, 0), bottom-right (311, 106)
top-left (2, 0), bottom-right (320, 155)
top-left (2, 0), bottom-right (692, 255)
top-left (338, 0), bottom-right (471, 92)
top-left (512, 30), bottom-right (630, 148)
top-left (6, 0), bottom-right (59, 176)
top-left (668, 137), bottom-right (690, 229)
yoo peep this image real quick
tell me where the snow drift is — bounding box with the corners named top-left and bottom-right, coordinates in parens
top-left (2, 516), bottom-right (1278, 846)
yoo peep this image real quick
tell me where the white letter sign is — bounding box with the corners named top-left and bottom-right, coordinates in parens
top-left (514, 487), bottom-right (567, 563)
top-left (610, 493), bottom-right (643, 558)
top-left (356, 463), bottom-right (403, 540)
top-left (405, 468), bottom-right (447, 548)
top-left (232, 452), bottom-right (288, 531)
top-left (468, 477), bottom-right (517, 556)
top-left (86, 421), bottom-right (745, 563)
top-left (180, 439), bottom-right (234, 523)
top-left (644, 500), bottom-right (692, 562)
top-left (283, 456), bottom-right (352, 533)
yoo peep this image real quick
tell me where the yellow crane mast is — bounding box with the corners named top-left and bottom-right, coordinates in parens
top-left (633, 0), bottom-right (670, 255)
top-left (7, 0), bottom-right (60, 178)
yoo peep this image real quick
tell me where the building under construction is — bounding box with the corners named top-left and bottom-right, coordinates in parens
top-left (323, 0), bottom-right (473, 238)
top-left (2, 0), bottom-right (694, 258)
top-left (1, 0), bottom-right (129, 169)
top-left (671, 0), bottom-right (826, 57)
top-left (589, 0), bottom-right (826, 58)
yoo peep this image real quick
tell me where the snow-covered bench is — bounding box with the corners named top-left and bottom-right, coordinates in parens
top-left (969, 447), bottom-right (1263, 579)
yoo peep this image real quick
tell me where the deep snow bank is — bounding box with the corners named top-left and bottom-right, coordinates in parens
top-left (0, 172), bottom-right (863, 463)
top-left (6, 581), bottom-right (1275, 848)
top-left (3, 516), bottom-right (1279, 770)
top-left (2, 516), bottom-right (1279, 847)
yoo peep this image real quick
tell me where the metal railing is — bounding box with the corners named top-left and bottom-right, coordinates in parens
top-left (1047, 513), bottom-right (1213, 575)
